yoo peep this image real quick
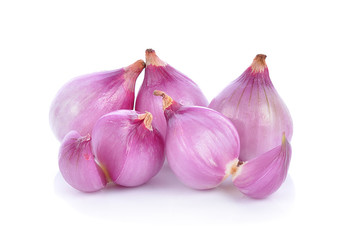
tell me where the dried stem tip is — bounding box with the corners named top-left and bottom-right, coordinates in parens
top-left (145, 49), bottom-right (166, 66)
top-left (125, 59), bottom-right (146, 73)
top-left (251, 54), bottom-right (267, 73)
top-left (138, 112), bottom-right (153, 131)
top-left (123, 60), bottom-right (146, 91)
top-left (146, 48), bottom-right (155, 54)
top-left (153, 90), bottom-right (173, 110)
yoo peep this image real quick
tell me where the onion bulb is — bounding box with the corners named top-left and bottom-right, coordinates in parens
top-left (50, 60), bottom-right (145, 141)
top-left (58, 131), bottom-right (107, 192)
top-left (209, 54), bottom-right (293, 162)
top-left (231, 133), bottom-right (292, 199)
top-left (91, 110), bottom-right (164, 187)
top-left (135, 49), bottom-right (208, 137)
top-left (154, 90), bottom-right (240, 190)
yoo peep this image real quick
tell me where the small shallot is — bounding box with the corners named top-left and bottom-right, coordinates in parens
top-left (231, 133), bottom-right (292, 199)
top-left (59, 131), bottom-right (107, 192)
top-left (91, 110), bottom-right (164, 187)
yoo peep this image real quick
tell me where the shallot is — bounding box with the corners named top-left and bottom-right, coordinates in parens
top-left (50, 60), bottom-right (145, 141)
top-left (59, 131), bottom-right (107, 192)
top-left (91, 110), bottom-right (164, 187)
top-left (209, 54), bottom-right (293, 161)
top-left (231, 133), bottom-right (292, 199)
top-left (53, 50), bottom-right (294, 200)
top-left (135, 49), bottom-right (208, 137)
top-left (154, 90), bottom-right (240, 189)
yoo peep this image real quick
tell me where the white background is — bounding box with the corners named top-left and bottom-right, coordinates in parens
top-left (1, 0), bottom-right (345, 239)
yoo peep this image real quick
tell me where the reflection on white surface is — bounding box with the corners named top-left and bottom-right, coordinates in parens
top-left (54, 163), bottom-right (295, 225)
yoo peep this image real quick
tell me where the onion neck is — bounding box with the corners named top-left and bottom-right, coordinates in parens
top-left (237, 54), bottom-right (273, 86)
top-left (77, 133), bottom-right (91, 143)
top-left (138, 112), bottom-right (153, 131)
top-left (251, 54), bottom-right (267, 73)
top-left (145, 49), bottom-right (167, 67)
top-left (153, 90), bottom-right (182, 119)
top-left (123, 60), bottom-right (145, 91)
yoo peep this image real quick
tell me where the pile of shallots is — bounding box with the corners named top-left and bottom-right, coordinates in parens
top-left (50, 49), bottom-right (293, 199)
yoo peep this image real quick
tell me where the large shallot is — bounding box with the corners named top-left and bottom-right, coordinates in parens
top-left (50, 60), bottom-right (145, 141)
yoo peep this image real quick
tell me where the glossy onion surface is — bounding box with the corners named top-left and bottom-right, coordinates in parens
top-left (59, 131), bottom-right (107, 192)
top-left (91, 110), bottom-right (165, 187)
top-left (50, 60), bottom-right (145, 141)
top-left (232, 133), bottom-right (292, 199)
top-left (209, 54), bottom-right (293, 161)
top-left (155, 91), bottom-right (240, 189)
top-left (136, 49), bottom-right (208, 137)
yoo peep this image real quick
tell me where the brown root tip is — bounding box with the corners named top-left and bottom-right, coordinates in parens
top-left (237, 160), bottom-right (244, 167)
top-left (153, 90), bottom-right (173, 110)
top-left (230, 159), bottom-right (244, 175)
top-left (145, 49), bottom-right (166, 66)
top-left (146, 48), bottom-right (155, 54)
top-left (251, 54), bottom-right (267, 73)
top-left (229, 159), bottom-right (244, 181)
top-left (138, 112), bottom-right (153, 131)
top-left (255, 54), bottom-right (267, 60)
top-left (230, 163), bottom-right (239, 175)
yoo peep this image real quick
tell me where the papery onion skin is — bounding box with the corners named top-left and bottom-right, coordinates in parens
top-left (50, 60), bottom-right (145, 141)
top-left (154, 90), bottom-right (240, 190)
top-left (58, 131), bottom-right (107, 192)
top-left (135, 49), bottom-right (208, 137)
top-left (232, 133), bottom-right (292, 199)
top-left (91, 110), bottom-right (164, 187)
top-left (209, 55), bottom-right (293, 162)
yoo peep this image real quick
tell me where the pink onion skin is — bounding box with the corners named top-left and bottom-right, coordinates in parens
top-left (154, 91), bottom-right (240, 190)
top-left (91, 110), bottom-right (164, 187)
top-left (209, 55), bottom-right (293, 162)
top-left (58, 131), bottom-right (107, 192)
top-left (135, 49), bottom-right (208, 137)
top-left (232, 133), bottom-right (292, 199)
top-left (50, 60), bottom-right (145, 141)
